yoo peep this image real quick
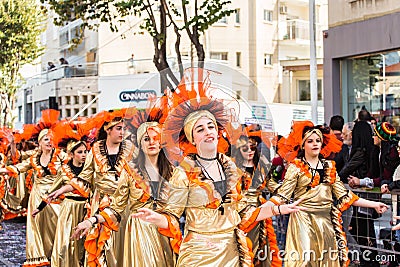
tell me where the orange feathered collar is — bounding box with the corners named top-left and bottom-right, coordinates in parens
top-left (292, 158), bottom-right (336, 188)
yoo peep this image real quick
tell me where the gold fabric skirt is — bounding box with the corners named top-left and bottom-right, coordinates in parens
top-left (285, 208), bottom-right (339, 267)
top-left (177, 230), bottom-right (239, 267)
top-left (24, 178), bottom-right (60, 266)
top-left (51, 198), bottom-right (86, 267)
top-left (123, 217), bottom-right (175, 267)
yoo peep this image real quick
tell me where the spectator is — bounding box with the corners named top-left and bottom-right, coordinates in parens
top-left (334, 122), bottom-right (354, 177)
top-left (59, 58), bottom-right (71, 77)
top-left (329, 115), bottom-right (345, 141)
top-left (47, 62), bottom-right (56, 71)
top-left (333, 121), bottom-right (361, 262)
top-left (357, 108), bottom-right (372, 122)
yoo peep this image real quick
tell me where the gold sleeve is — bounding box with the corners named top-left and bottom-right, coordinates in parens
top-left (270, 163), bottom-right (299, 204)
top-left (162, 167), bottom-right (189, 218)
top-left (157, 167), bottom-right (187, 254)
top-left (331, 172), bottom-right (359, 212)
top-left (266, 176), bottom-right (281, 194)
top-left (20, 149), bottom-right (36, 161)
top-left (77, 150), bottom-right (95, 184)
top-left (14, 156), bottom-right (33, 173)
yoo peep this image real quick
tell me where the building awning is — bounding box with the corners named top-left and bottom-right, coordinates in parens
top-left (283, 64), bottom-right (323, 71)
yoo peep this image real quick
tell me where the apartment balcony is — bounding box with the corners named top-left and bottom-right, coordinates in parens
top-left (25, 63), bottom-right (98, 88)
top-left (279, 19), bottom-right (323, 46)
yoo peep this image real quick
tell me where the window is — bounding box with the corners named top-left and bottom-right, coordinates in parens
top-left (83, 95), bottom-right (88, 103)
top-left (74, 96), bottom-right (79, 104)
top-left (66, 109), bottom-right (71, 117)
top-left (59, 20), bottom-right (83, 47)
top-left (217, 15), bottom-right (227, 24)
top-left (91, 108), bottom-right (97, 115)
top-left (264, 54), bottom-right (272, 66)
top-left (210, 52), bottom-right (228, 61)
top-left (235, 9), bottom-right (240, 24)
top-left (18, 106), bottom-right (22, 122)
top-left (263, 10), bottom-right (273, 22)
top-left (298, 80), bottom-right (323, 101)
top-left (236, 52), bottom-right (241, 67)
top-left (65, 96), bottom-right (71, 105)
top-left (74, 108), bottom-right (79, 115)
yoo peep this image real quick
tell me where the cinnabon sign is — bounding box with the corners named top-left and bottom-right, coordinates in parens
top-left (119, 90), bottom-right (157, 102)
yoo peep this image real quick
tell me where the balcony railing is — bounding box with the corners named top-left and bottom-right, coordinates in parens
top-left (24, 63), bottom-right (98, 87)
top-left (279, 19), bottom-right (323, 44)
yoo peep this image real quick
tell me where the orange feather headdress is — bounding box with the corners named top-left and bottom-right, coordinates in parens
top-left (277, 120), bottom-right (342, 162)
top-left (21, 109), bottom-right (60, 142)
top-left (162, 68), bottom-right (239, 162)
top-left (126, 97), bottom-right (167, 148)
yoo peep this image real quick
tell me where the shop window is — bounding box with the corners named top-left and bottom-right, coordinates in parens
top-left (298, 79), bottom-right (322, 101)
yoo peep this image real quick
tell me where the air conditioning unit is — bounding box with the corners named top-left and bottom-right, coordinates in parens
top-left (280, 5), bottom-right (288, 14)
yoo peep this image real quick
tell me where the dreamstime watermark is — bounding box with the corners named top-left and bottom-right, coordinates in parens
top-left (256, 246), bottom-right (397, 263)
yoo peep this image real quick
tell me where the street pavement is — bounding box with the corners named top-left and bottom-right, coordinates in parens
top-left (0, 217), bottom-right (26, 267)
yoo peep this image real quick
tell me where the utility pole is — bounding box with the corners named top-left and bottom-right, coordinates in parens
top-left (309, 0), bottom-right (318, 124)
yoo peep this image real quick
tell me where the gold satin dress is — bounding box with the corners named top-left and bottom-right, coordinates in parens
top-left (241, 165), bottom-right (281, 267)
top-left (8, 149), bottom-right (66, 267)
top-left (99, 163), bottom-right (175, 267)
top-left (70, 140), bottom-right (134, 267)
top-left (49, 162), bottom-right (87, 267)
top-left (159, 154), bottom-right (260, 267)
top-left (270, 159), bottom-right (359, 267)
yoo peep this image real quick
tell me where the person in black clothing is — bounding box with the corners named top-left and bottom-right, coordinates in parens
top-left (339, 120), bottom-right (380, 267)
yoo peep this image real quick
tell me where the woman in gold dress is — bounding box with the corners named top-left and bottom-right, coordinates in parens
top-left (48, 110), bottom-right (134, 267)
top-left (232, 135), bottom-right (281, 267)
top-left (132, 69), bottom-right (304, 267)
top-left (33, 121), bottom-right (91, 267)
top-left (269, 121), bottom-right (388, 267)
top-left (73, 109), bottom-right (175, 267)
top-left (0, 110), bottom-right (66, 267)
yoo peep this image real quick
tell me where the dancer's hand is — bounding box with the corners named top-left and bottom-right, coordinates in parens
top-left (72, 220), bottom-right (93, 239)
top-left (47, 189), bottom-right (62, 201)
top-left (279, 199), bottom-right (307, 215)
top-left (132, 208), bottom-right (168, 229)
top-left (374, 202), bottom-right (388, 214)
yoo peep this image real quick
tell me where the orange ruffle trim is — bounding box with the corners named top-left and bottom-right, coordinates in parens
top-left (157, 214), bottom-right (182, 254)
top-left (84, 204), bottom-right (119, 267)
top-left (292, 158), bottom-right (320, 188)
top-left (265, 218), bottom-right (282, 267)
top-left (22, 257), bottom-right (50, 267)
top-left (339, 192), bottom-right (359, 212)
top-left (5, 166), bottom-right (18, 178)
top-left (239, 207), bottom-right (261, 233)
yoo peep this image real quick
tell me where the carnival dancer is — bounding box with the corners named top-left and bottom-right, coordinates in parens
top-left (32, 121), bottom-right (91, 266)
top-left (132, 68), bottom-right (304, 267)
top-left (0, 109), bottom-right (67, 267)
top-left (232, 134), bottom-right (281, 267)
top-left (267, 121), bottom-right (388, 267)
top-left (73, 106), bottom-right (176, 267)
top-left (47, 109), bottom-right (134, 267)
top-left (0, 128), bottom-right (29, 229)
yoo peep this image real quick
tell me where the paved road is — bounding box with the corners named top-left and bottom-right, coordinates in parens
top-left (0, 217), bottom-right (26, 267)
